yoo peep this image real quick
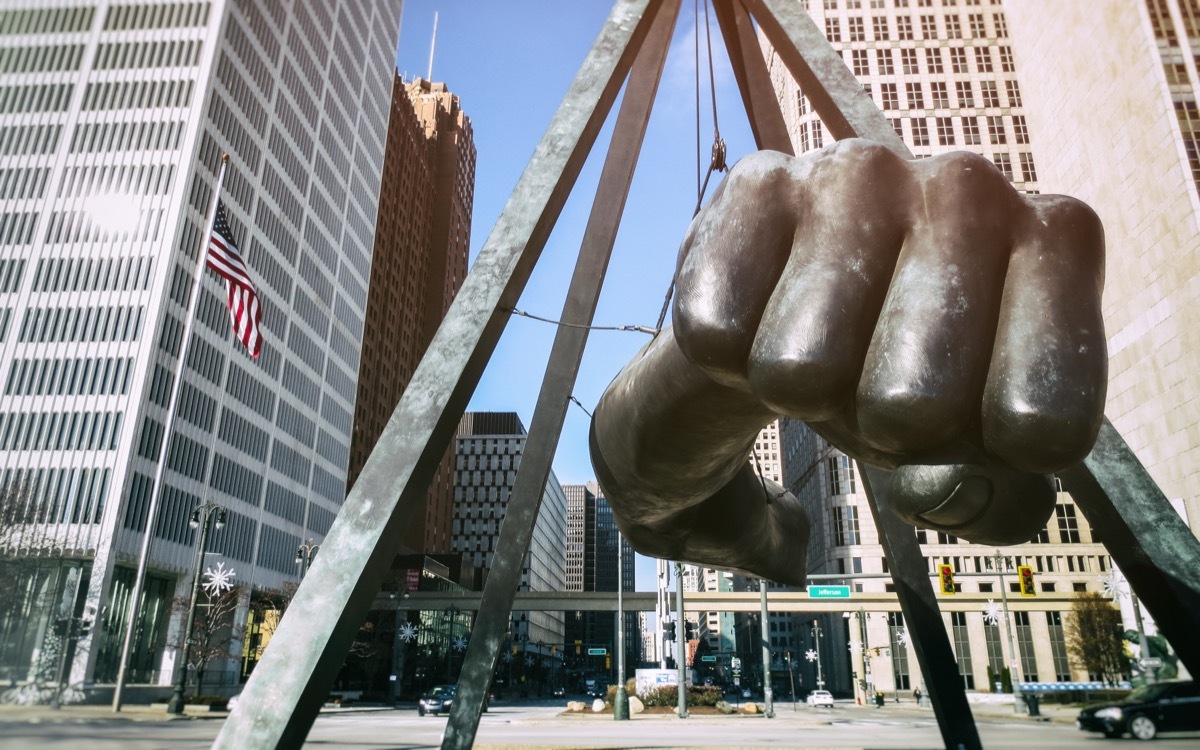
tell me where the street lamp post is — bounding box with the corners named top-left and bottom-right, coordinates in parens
top-left (294, 538), bottom-right (319, 578)
top-left (991, 550), bottom-right (1024, 713)
top-left (614, 531), bottom-right (629, 721)
top-left (812, 620), bottom-right (824, 689)
top-left (166, 499), bottom-right (226, 714)
top-left (843, 608), bottom-right (871, 705)
top-left (759, 579), bottom-right (774, 718)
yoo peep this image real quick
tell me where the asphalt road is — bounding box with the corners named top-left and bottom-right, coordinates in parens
top-left (2, 701), bottom-right (1198, 749)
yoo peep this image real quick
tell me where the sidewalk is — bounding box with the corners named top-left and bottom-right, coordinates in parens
top-left (0, 701), bottom-right (400, 724)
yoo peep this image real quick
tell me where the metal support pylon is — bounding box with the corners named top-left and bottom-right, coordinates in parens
top-left (214, 2), bottom-right (1200, 749)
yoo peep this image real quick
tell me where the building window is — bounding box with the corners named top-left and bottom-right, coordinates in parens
top-left (946, 15), bottom-right (961, 38)
top-left (898, 15), bottom-right (913, 40)
top-left (876, 48), bottom-right (894, 75)
top-left (851, 49), bottom-right (870, 76)
top-left (911, 117), bottom-right (929, 146)
top-left (951, 612), bottom-right (975, 688)
top-left (1006, 79), bottom-right (1022, 106)
top-left (949, 46), bottom-right (968, 73)
top-left (987, 115), bottom-right (1006, 144)
top-left (926, 47), bottom-right (944, 73)
top-left (827, 455), bottom-right (857, 495)
top-left (889, 612), bottom-right (911, 689)
top-left (935, 116), bottom-right (955, 145)
top-left (974, 46), bottom-right (993, 72)
top-left (872, 16), bottom-right (890, 40)
top-left (920, 14), bottom-right (937, 38)
top-left (955, 81), bottom-right (974, 108)
top-left (1013, 115), bottom-right (1029, 144)
top-left (929, 81), bottom-right (949, 108)
top-left (968, 13), bottom-right (987, 37)
top-left (1056, 503), bottom-right (1081, 542)
top-left (995, 15), bottom-right (1008, 38)
top-left (880, 82), bottom-right (899, 110)
top-left (825, 16), bottom-right (842, 42)
top-left (848, 16), bottom-right (865, 41)
top-left (993, 153), bottom-right (1013, 179)
top-left (1014, 611), bottom-right (1038, 681)
top-left (983, 618), bottom-right (1004, 676)
top-left (1047, 612), bottom-right (1071, 681)
top-left (1019, 152), bottom-right (1037, 182)
top-left (901, 47), bottom-right (919, 74)
top-left (906, 81), bottom-right (924, 108)
top-left (832, 505), bottom-right (861, 546)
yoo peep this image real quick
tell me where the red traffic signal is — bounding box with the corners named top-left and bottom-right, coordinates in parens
top-left (1017, 565), bottom-right (1036, 596)
top-left (937, 564), bottom-right (956, 595)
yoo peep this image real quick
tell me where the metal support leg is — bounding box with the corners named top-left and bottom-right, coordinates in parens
top-left (1060, 418), bottom-right (1200, 678)
top-left (860, 464), bottom-right (982, 750)
top-left (441, 3), bottom-right (680, 748)
top-left (712, 0), bottom-right (793, 154)
top-left (211, 3), bottom-right (661, 747)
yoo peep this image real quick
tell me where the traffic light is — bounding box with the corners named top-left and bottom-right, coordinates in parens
top-left (685, 621), bottom-right (698, 640)
top-left (938, 563), bottom-right (956, 595)
top-left (1017, 565), bottom-right (1036, 596)
top-left (664, 621), bottom-right (676, 641)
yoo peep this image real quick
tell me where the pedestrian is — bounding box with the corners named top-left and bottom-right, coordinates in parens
top-left (913, 687), bottom-right (922, 705)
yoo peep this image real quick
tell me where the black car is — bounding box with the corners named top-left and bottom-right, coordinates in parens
top-left (1076, 680), bottom-right (1200, 740)
top-left (418, 684), bottom-right (456, 716)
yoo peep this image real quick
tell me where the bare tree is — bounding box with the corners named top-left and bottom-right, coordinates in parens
top-left (1066, 592), bottom-right (1129, 685)
top-left (169, 584), bottom-right (244, 697)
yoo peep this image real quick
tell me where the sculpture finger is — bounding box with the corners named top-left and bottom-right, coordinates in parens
top-left (856, 152), bottom-right (1020, 455)
top-left (674, 151), bottom-right (803, 389)
top-left (983, 195), bottom-right (1107, 473)
top-left (749, 142), bottom-right (912, 420)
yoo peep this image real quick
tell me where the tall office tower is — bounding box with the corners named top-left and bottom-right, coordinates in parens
top-left (563, 481), bottom-right (636, 676)
top-left (1001, 2), bottom-right (1200, 535)
top-left (766, 0), bottom-right (1113, 697)
top-left (0, 0), bottom-right (401, 690)
top-left (348, 74), bottom-right (474, 555)
top-left (452, 412), bottom-right (566, 655)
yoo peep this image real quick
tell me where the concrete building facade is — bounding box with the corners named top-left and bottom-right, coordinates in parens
top-left (763, 0), bottom-right (1124, 699)
top-left (451, 412), bottom-right (567, 662)
top-left (0, 0), bottom-right (401, 691)
top-left (348, 74), bottom-right (474, 556)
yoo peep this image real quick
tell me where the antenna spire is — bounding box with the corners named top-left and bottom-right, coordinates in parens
top-left (427, 11), bottom-right (438, 81)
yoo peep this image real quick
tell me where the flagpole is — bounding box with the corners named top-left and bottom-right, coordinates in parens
top-left (112, 154), bottom-right (231, 712)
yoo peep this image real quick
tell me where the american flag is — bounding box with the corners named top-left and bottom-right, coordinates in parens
top-left (206, 200), bottom-right (262, 358)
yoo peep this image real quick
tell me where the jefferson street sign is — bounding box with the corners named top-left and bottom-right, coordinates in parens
top-left (807, 585), bottom-right (851, 599)
top-left (701, 655), bottom-right (717, 662)
top-left (587, 648), bottom-right (607, 656)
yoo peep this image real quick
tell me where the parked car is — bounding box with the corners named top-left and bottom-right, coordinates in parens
top-left (1076, 680), bottom-right (1200, 740)
top-left (806, 689), bottom-right (835, 708)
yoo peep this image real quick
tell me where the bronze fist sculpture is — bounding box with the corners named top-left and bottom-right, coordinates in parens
top-left (590, 140), bottom-right (1106, 585)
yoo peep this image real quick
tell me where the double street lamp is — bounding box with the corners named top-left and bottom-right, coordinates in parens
top-left (295, 538), bottom-right (319, 578)
top-left (166, 499), bottom-right (226, 714)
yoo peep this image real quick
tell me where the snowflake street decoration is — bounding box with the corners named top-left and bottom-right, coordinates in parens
top-left (502, 651), bottom-right (513, 663)
top-left (398, 622), bottom-right (418, 643)
top-left (525, 655), bottom-right (535, 666)
top-left (1101, 568), bottom-right (1127, 600)
top-left (897, 628), bottom-right (911, 648)
top-left (202, 561), bottom-right (236, 597)
top-left (805, 648), bottom-right (818, 662)
top-left (849, 640), bottom-right (862, 654)
top-left (982, 599), bottom-right (1004, 626)
top-left (453, 635), bottom-right (468, 652)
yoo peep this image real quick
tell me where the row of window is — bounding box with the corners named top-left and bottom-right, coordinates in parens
top-left (43, 206), bottom-right (168, 244)
top-left (0, 466), bottom-right (108, 527)
top-left (825, 11), bottom-right (1007, 42)
top-left (69, 118), bottom-right (185, 154)
top-left (81, 78), bottom-right (195, 111)
top-left (870, 79), bottom-right (1022, 111)
top-left (0, 6), bottom-right (95, 36)
top-left (1, 124), bottom-right (61, 157)
top-left (0, 42), bottom-right (83, 73)
top-left (0, 82), bottom-right (73, 114)
top-left (0, 409), bottom-right (122, 452)
top-left (18, 304), bottom-right (143, 343)
top-left (0, 167), bottom-right (50, 201)
top-left (847, 43), bottom-right (1014, 77)
top-left (93, 38), bottom-right (203, 71)
top-left (102, 2), bottom-right (210, 31)
top-left (4, 356), bottom-right (133, 397)
top-left (31, 254), bottom-right (152, 293)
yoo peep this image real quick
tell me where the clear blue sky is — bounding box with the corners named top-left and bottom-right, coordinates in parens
top-left (395, 2), bottom-right (761, 590)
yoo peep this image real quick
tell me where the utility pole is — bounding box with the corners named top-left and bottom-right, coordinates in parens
top-left (992, 550), bottom-right (1024, 713)
top-left (675, 563), bottom-right (688, 718)
top-left (167, 499), bottom-right (226, 714)
top-left (759, 579), bottom-right (774, 717)
top-left (614, 532), bottom-right (629, 720)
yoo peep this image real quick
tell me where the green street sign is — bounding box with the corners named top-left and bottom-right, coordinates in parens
top-left (587, 648), bottom-right (607, 656)
top-left (701, 655), bottom-right (717, 662)
top-left (806, 585), bottom-right (851, 599)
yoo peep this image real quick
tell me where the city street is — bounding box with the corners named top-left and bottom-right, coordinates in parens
top-left (2, 700), bottom-right (1198, 749)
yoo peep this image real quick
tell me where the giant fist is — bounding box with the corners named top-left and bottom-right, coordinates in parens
top-left (590, 140), bottom-right (1106, 585)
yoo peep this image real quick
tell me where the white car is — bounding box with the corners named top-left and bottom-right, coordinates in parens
top-left (807, 689), bottom-right (835, 708)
